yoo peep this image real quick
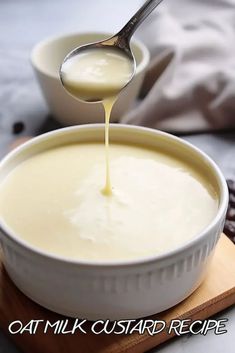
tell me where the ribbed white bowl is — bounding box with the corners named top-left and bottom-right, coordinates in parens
top-left (0, 125), bottom-right (228, 320)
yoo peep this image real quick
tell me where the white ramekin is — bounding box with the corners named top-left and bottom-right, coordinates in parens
top-left (0, 125), bottom-right (228, 320)
top-left (31, 33), bottom-right (150, 125)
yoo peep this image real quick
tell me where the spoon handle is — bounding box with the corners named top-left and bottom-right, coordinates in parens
top-left (117, 0), bottom-right (163, 44)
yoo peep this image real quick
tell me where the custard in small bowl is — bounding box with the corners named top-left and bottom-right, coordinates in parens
top-left (0, 125), bottom-right (228, 319)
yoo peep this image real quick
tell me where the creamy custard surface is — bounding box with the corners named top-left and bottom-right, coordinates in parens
top-left (61, 47), bottom-right (133, 102)
top-left (0, 143), bottom-right (218, 261)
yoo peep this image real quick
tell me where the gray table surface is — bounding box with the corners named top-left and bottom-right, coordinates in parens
top-left (0, 0), bottom-right (234, 352)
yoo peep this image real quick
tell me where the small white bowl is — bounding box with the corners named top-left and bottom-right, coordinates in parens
top-left (0, 125), bottom-right (228, 320)
top-left (31, 33), bottom-right (150, 125)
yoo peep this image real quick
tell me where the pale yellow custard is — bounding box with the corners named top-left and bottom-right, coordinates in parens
top-left (61, 47), bottom-right (133, 195)
top-left (61, 47), bottom-right (133, 102)
top-left (0, 143), bottom-right (218, 261)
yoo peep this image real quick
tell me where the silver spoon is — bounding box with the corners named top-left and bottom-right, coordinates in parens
top-left (60, 0), bottom-right (163, 102)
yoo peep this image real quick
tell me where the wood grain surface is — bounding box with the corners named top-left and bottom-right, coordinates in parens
top-left (0, 234), bottom-right (234, 353)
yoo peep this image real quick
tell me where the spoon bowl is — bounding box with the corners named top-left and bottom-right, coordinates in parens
top-left (60, 36), bottom-right (135, 103)
top-left (60, 0), bottom-right (163, 103)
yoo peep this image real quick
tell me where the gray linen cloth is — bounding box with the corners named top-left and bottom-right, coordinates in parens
top-left (122, 0), bottom-right (235, 132)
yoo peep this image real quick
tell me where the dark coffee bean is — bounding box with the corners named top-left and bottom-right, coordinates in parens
top-left (227, 179), bottom-right (235, 195)
top-left (12, 121), bottom-right (25, 135)
top-left (224, 220), bottom-right (235, 244)
top-left (229, 193), bottom-right (235, 207)
top-left (226, 207), bottom-right (235, 220)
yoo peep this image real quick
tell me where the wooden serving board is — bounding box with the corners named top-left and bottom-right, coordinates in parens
top-left (0, 234), bottom-right (235, 353)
